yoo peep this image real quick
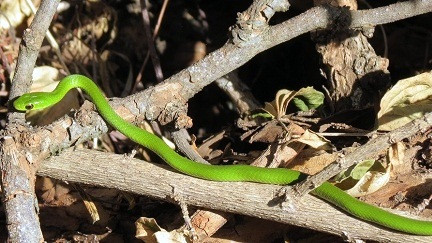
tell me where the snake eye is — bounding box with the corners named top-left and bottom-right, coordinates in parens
top-left (25, 104), bottom-right (34, 110)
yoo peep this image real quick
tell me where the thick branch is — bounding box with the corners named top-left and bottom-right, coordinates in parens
top-left (37, 148), bottom-right (432, 242)
top-left (2, 1), bottom-right (60, 242)
top-left (350, 0), bottom-right (432, 28)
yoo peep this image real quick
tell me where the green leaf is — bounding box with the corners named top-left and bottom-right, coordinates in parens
top-left (292, 87), bottom-right (324, 111)
top-left (333, 159), bottom-right (375, 182)
top-left (350, 159), bottom-right (375, 180)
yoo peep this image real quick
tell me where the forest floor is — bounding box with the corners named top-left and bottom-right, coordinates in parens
top-left (1, 0), bottom-right (432, 242)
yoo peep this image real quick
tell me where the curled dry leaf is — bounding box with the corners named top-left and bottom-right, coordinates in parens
top-left (0, 0), bottom-right (32, 29)
top-left (263, 89), bottom-right (297, 119)
top-left (377, 71), bottom-right (432, 131)
top-left (388, 141), bottom-right (405, 167)
top-left (334, 159), bottom-right (391, 197)
top-left (295, 129), bottom-right (333, 151)
top-left (135, 217), bottom-right (190, 243)
top-left (344, 164), bottom-right (391, 197)
top-left (30, 66), bottom-right (60, 92)
top-left (389, 141), bottom-right (410, 175)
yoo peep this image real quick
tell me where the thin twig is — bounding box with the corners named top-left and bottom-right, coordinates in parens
top-left (24, 0), bottom-right (70, 74)
top-left (153, 0), bottom-right (169, 38)
top-left (170, 128), bottom-right (208, 164)
top-left (139, 0), bottom-right (163, 83)
top-left (133, 0), bottom-right (169, 92)
top-left (215, 72), bottom-right (261, 114)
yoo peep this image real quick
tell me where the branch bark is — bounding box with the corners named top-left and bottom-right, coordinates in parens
top-left (2, 1), bottom-right (60, 242)
top-left (37, 148), bottom-right (432, 242)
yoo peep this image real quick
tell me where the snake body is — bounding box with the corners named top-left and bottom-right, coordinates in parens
top-left (13, 74), bottom-right (432, 235)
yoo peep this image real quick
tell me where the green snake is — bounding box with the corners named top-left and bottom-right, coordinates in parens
top-left (13, 74), bottom-right (432, 235)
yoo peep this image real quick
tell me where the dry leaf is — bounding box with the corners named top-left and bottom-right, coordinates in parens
top-left (289, 149), bottom-right (337, 175)
top-left (247, 120), bottom-right (285, 143)
top-left (0, 0), bottom-right (32, 29)
top-left (30, 66), bottom-right (60, 92)
top-left (135, 218), bottom-right (162, 243)
top-left (295, 129), bottom-right (333, 151)
top-left (73, 184), bottom-right (100, 224)
top-left (263, 89), bottom-right (297, 119)
top-left (273, 142), bottom-right (306, 167)
top-left (377, 71), bottom-right (432, 131)
top-left (388, 142), bottom-right (405, 167)
top-left (135, 217), bottom-right (190, 243)
top-left (344, 164), bottom-right (391, 197)
top-left (334, 159), bottom-right (391, 197)
top-left (197, 130), bottom-right (226, 160)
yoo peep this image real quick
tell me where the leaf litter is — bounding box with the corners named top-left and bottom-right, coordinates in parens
top-left (1, 1), bottom-right (432, 242)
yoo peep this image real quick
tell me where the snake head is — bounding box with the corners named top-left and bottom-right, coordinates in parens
top-left (13, 92), bottom-right (53, 111)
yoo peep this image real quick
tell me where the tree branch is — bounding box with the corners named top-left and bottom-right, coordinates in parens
top-left (37, 148), bottom-right (432, 242)
top-left (2, 1), bottom-right (60, 242)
